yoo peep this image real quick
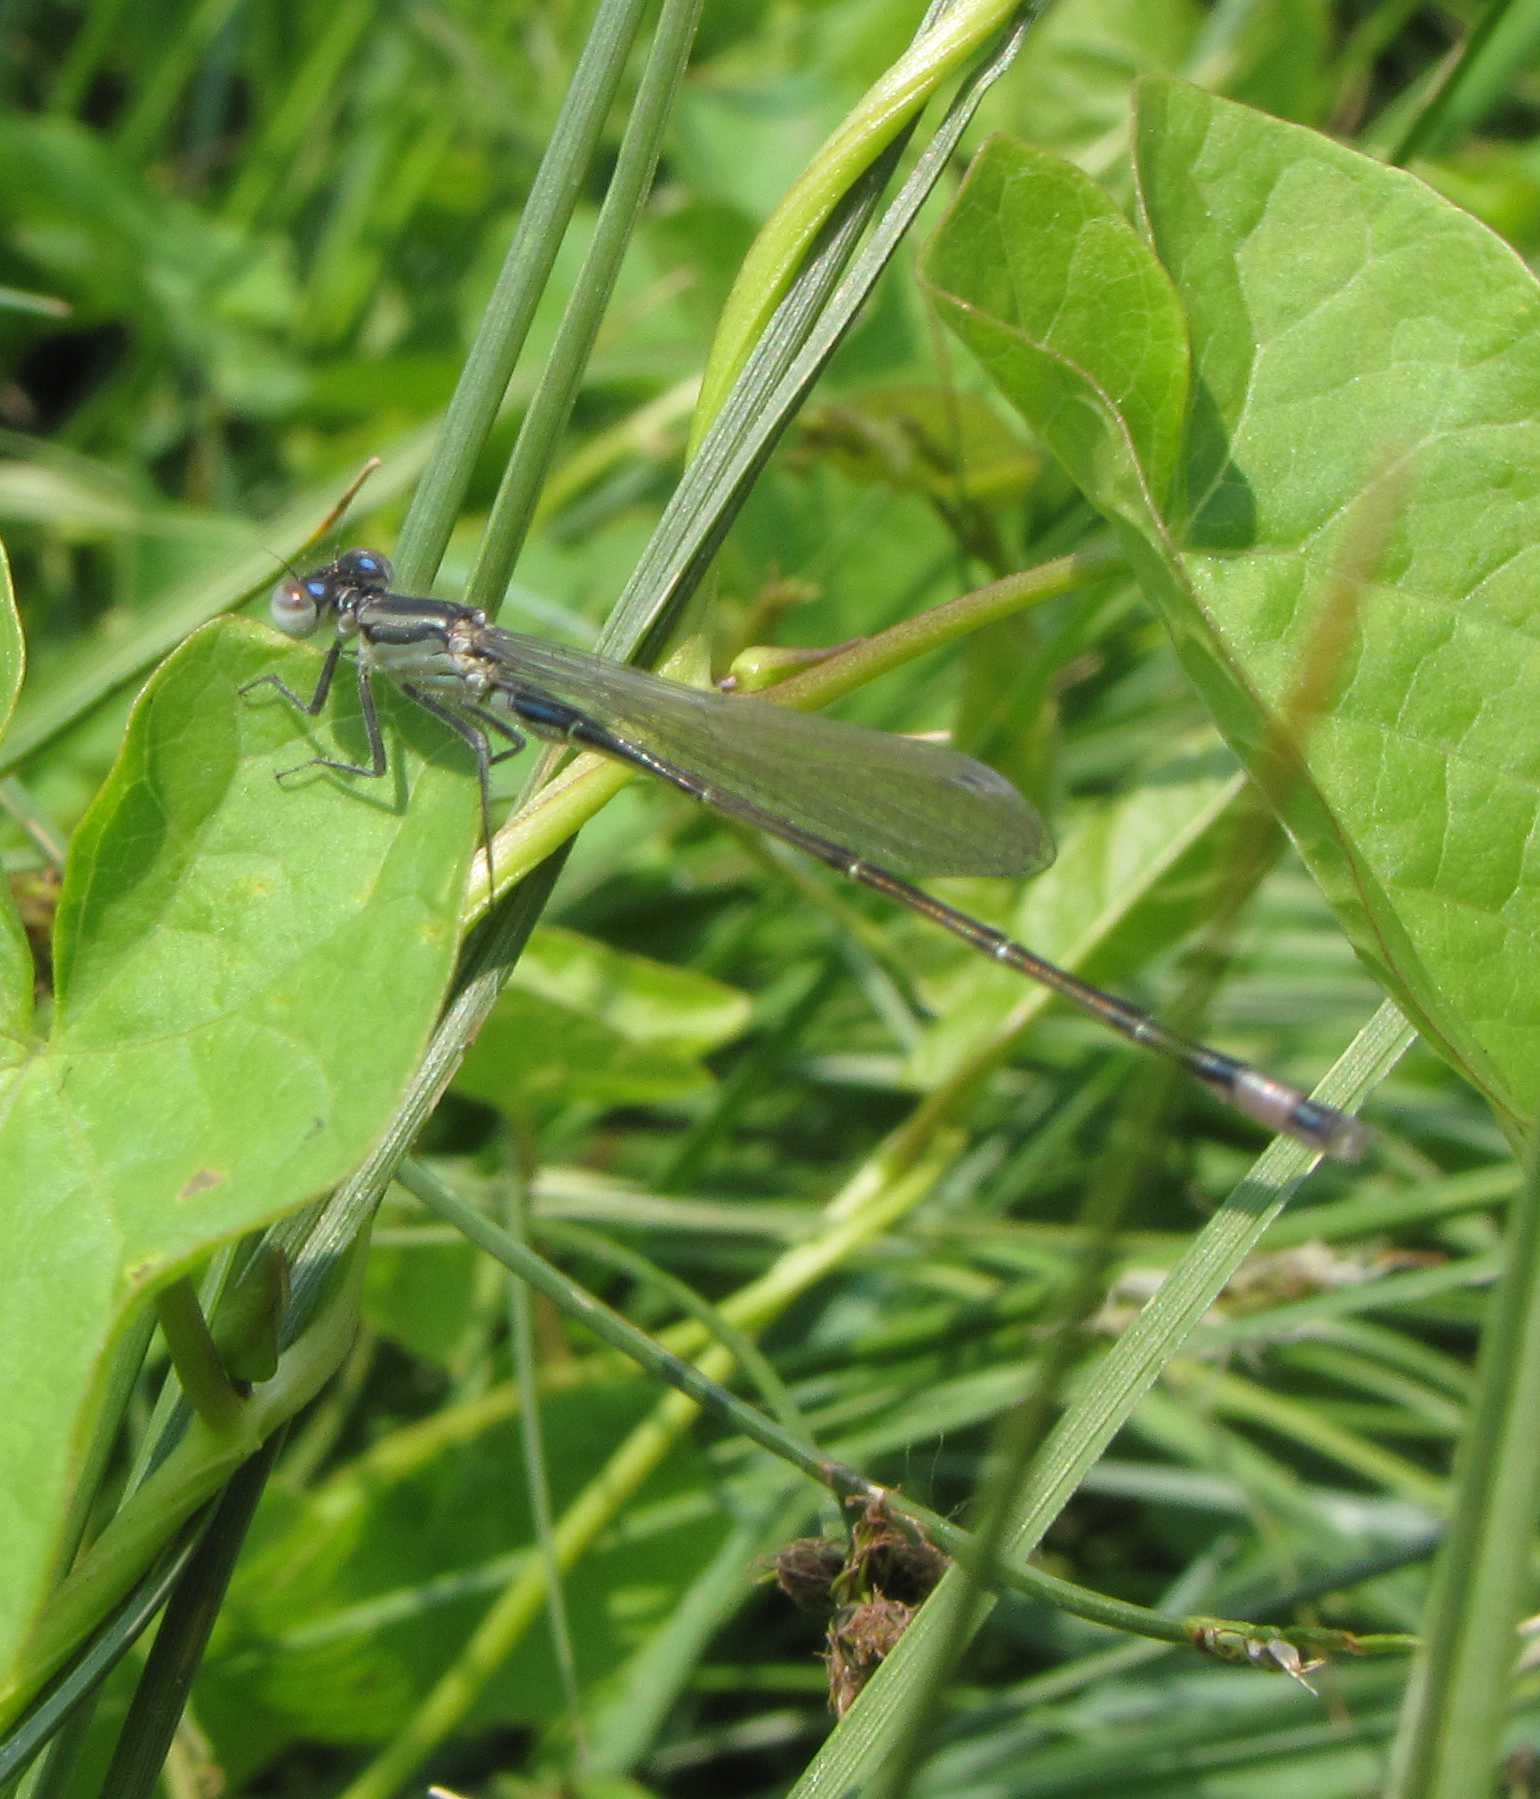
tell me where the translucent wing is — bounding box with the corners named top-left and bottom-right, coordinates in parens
top-left (477, 627), bottom-right (1052, 878)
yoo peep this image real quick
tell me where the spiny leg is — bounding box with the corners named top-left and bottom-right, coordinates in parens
top-left (239, 637), bottom-right (345, 719)
top-left (242, 645), bottom-right (392, 789)
top-left (399, 684), bottom-right (526, 887)
top-left (462, 701), bottom-right (528, 769)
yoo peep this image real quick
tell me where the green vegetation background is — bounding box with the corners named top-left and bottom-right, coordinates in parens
top-left (1, 2), bottom-right (1537, 1796)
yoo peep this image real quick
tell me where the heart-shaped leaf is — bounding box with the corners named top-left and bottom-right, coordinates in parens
top-left (922, 82), bottom-right (1540, 1137)
top-left (0, 617), bottom-right (474, 1693)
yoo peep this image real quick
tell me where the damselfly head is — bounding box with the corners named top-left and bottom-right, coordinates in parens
top-left (269, 549), bottom-right (394, 638)
top-left (334, 548), bottom-right (393, 589)
top-left (269, 571), bottom-right (331, 638)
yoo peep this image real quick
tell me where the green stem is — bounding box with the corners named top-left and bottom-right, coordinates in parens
top-left (696, 0), bottom-right (1035, 437)
top-left (152, 1280), bottom-right (244, 1436)
top-left (0, 1235), bottom-right (367, 1727)
top-left (404, 1157), bottom-right (1415, 1655)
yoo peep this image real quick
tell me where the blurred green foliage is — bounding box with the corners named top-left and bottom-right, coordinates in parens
top-left (2, 2), bottom-right (1537, 1796)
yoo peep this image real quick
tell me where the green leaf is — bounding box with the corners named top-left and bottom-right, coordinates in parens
top-left (923, 87), bottom-right (1540, 1136)
top-left (455, 926), bottom-right (750, 1113)
top-left (363, 1229), bottom-right (481, 1369)
top-left (0, 617), bottom-right (474, 1698)
top-left (508, 924), bottom-right (751, 1058)
top-left (458, 993), bottom-right (719, 1113)
top-left (921, 134), bottom-right (1191, 527)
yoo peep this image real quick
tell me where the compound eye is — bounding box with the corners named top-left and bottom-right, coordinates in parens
top-left (341, 548), bottom-right (392, 587)
top-left (270, 576), bottom-right (323, 637)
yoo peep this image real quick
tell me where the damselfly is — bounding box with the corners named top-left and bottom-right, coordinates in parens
top-left (243, 549), bottom-right (1369, 1160)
